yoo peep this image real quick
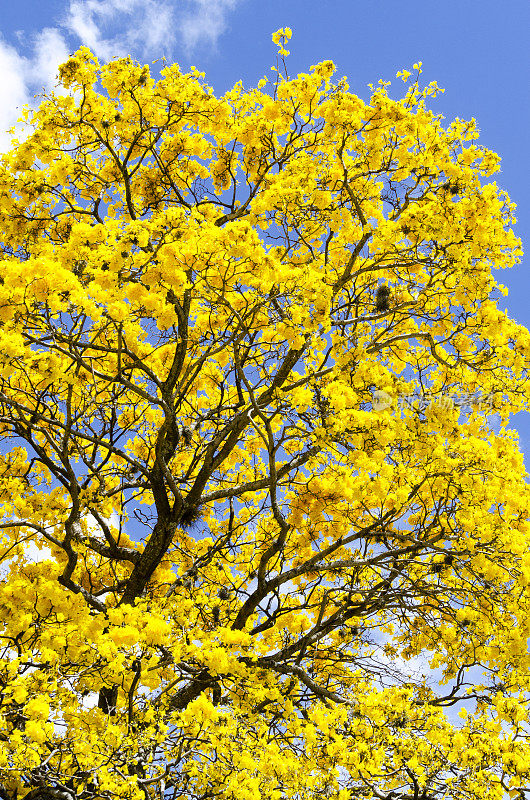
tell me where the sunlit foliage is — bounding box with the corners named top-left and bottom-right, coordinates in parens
top-left (0, 27), bottom-right (529, 800)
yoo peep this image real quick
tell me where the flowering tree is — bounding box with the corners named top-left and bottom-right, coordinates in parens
top-left (0, 27), bottom-right (529, 800)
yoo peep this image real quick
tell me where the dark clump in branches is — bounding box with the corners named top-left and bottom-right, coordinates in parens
top-left (177, 504), bottom-right (203, 529)
top-left (375, 285), bottom-right (391, 312)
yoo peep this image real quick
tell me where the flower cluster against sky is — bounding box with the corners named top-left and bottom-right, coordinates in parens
top-left (0, 0), bottom-right (528, 447)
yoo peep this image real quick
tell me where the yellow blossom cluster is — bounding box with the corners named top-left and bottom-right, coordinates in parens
top-left (0, 28), bottom-right (528, 800)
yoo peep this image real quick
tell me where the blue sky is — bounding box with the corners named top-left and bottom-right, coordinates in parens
top-left (0, 0), bottom-right (529, 449)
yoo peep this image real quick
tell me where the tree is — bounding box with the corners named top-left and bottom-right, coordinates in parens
top-left (0, 25), bottom-right (529, 800)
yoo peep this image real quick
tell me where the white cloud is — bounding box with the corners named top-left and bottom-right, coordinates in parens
top-left (179, 0), bottom-right (241, 55)
top-left (0, 27), bottom-right (69, 152)
top-left (64, 0), bottom-right (148, 61)
top-left (62, 0), bottom-right (241, 62)
top-left (0, 37), bottom-right (32, 152)
top-left (29, 27), bottom-right (70, 89)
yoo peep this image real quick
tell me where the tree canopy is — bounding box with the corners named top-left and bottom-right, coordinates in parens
top-left (0, 27), bottom-right (529, 800)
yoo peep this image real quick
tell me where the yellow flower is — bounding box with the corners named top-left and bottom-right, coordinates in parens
top-left (272, 27), bottom-right (292, 44)
top-left (26, 697), bottom-right (50, 720)
top-left (25, 720), bottom-right (47, 743)
top-left (109, 624), bottom-right (139, 647)
top-left (143, 615), bottom-right (169, 645)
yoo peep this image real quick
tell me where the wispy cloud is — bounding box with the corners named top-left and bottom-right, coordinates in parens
top-left (0, 38), bottom-right (28, 150)
top-left (179, 0), bottom-right (241, 55)
top-left (63, 0), bottom-right (177, 62)
top-left (62, 0), bottom-right (243, 60)
top-left (0, 0), bottom-right (244, 150)
top-left (0, 28), bottom-right (69, 151)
